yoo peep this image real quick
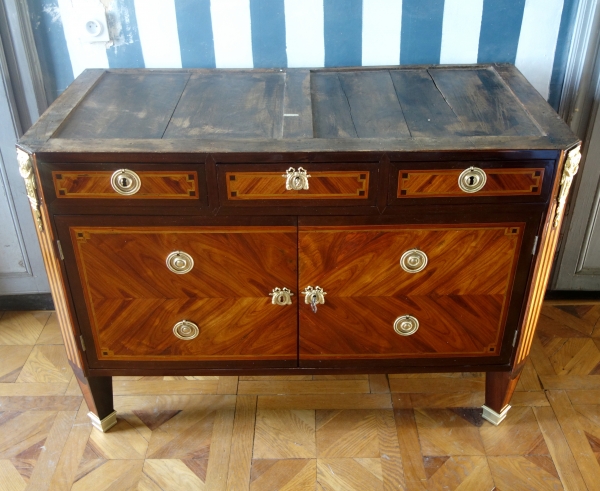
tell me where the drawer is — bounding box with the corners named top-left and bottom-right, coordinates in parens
top-left (40, 163), bottom-right (208, 210)
top-left (217, 163), bottom-right (377, 206)
top-left (53, 170), bottom-right (198, 199)
top-left (389, 160), bottom-right (555, 205)
top-left (56, 217), bottom-right (298, 367)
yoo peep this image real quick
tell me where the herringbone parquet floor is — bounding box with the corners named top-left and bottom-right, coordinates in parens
top-left (0, 300), bottom-right (599, 490)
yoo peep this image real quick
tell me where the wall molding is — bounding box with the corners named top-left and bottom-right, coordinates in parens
top-left (0, 293), bottom-right (54, 311)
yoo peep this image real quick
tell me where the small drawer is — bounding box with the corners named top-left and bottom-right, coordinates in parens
top-left (52, 170), bottom-right (199, 199)
top-left (217, 163), bottom-right (377, 206)
top-left (397, 168), bottom-right (543, 198)
top-left (389, 160), bottom-right (554, 205)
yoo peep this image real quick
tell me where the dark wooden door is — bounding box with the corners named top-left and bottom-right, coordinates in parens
top-left (56, 216), bottom-right (298, 369)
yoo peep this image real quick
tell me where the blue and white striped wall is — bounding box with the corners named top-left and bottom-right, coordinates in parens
top-left (28, 0), bottom-right (578, 109)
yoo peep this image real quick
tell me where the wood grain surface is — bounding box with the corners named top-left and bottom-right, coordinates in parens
top-left (18, 65), bottom-right (579, 152)
top-left (53, 171), bottom-right (198, 199)
top-left (54, 71), bottom-right (191, 139)
top-left (427, 68), bottom-right (543, 137)
top-left (311, 67), bottom-right (542, 140)
top-left (298, 224), bottom-right (523, 297)
top-left (70, 226), bottom-right (298, 361)
top-left (164, 71), bottom-right (285, 139)
top-left (311, 71), bottom-right (411, 139)
top-left (514, 149), bottom-right (570, 369)
top-left (225, 170), bottom-right (369, 200)
top-left (299, 224), bottom-right (523, 361)
top-left (31, 158), bottom-right (85, 370)
top-left (397, 168), bottom-right (544, 198)
top-left (389, 69), bottom-right (465, 138)
top-left (299, 295), bottom-right (506, 360)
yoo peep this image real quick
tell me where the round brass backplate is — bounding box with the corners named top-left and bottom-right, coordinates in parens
top-left (458, 167), bottom-right (487, 193)
top-left (400, 249), bottom-right (428, 273)
top-left (394, 315), bottom-right (419, 336)
top-left (111, 169), bottom-right (141, 195)
top-left (166, 251), bottom-right (194, 274)
top-left (173, 320), bottom-right (199, 340)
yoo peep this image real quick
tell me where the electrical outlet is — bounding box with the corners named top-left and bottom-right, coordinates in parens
top-left (79, 2), bottom-right (110, 43)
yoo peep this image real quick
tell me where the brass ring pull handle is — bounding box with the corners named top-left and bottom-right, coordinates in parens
top-left (302, 286), bottom-right (326, 313)
top-left (400, 249), bottom-right (428, 273)
top-left (394, 315), bottom-right (419, 336)
top-left (458, 167), bottom-right (487, 193)
top-left (111, 169), bottom-right (141, 195)
top-left (166, 251), bottom-right (194, 274)
top-left (283, 167), bottom-right (311, 190)
top-left (173, 320), bottom-right (199, 340)
top-left (269, 287), bottom-right (293, 305)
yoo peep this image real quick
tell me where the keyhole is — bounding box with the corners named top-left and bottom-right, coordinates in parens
top-left (121, 177), bottom-right (129, 187)
top-left (310, 294), bottom-right (318, 313)
top-left (468, 175), bottom-right (475, 186)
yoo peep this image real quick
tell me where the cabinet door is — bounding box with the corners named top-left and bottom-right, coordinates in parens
top-left (56, 216), bottom-right (298, 369)
top-left (298, 214), bottom-right (539, 368)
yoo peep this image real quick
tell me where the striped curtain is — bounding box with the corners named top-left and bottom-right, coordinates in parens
top-left (28, 0), bottom-right (578, 109)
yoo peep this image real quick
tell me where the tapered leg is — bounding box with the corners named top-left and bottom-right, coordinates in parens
top-left (482, 367), bottom-right (523, 425)
top-left (71, 364), bottom-right (116, 432)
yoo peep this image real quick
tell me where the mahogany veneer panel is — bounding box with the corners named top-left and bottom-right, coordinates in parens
top-left (225, 170), bottom-right (369, 200)
top-left (70, 226), bottom-right (297, 362)
top-left (298, 224), bottom-right (523, 362)
top-left (299, 294), bottom-right (506, 361)
top-left (92, 297), bottom-right (297, 361)
top-left (53, 171), bottom-right (198, 199)
top-left (298, 224), bottom-right (523, 297)
top-left (397, 168), bottom-right (544, 198)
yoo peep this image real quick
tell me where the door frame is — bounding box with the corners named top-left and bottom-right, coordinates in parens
top-left (0, 0), bottom-right (49, 296)
top-left (551, 0), bottom-right (600, 289)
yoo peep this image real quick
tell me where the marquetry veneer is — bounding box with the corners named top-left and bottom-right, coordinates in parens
top-left (17, 65), bottom-right (580, 431)
top-left (52, 170), bottom-right (198, 199)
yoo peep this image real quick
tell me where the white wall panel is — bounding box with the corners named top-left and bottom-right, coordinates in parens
top-left (210, 0), bottom-right (253, 68)
top-left (284, 0), bottom-right (324, 68)
top-left (134, 0), bottom-right (182, 68)
top-left (362, 0), bottom-right (402, 66)
top-left (515, 0), bottom-right (564, 98)
top-left (440, 0), bottom-right (484, 64)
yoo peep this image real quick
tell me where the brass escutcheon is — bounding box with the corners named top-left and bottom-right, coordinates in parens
top-left (394, 315), bottom-right (419, 336)
top-left (400, 249), bottom-right (428, 273)
top-left (111, 169), bottom-right (141, 195)
top-left (301, 286), bottom-right (326, 313)
top-left (458, 167), bottom-right (487, 193)
top-left (173, 320), bottom-right (199, 340)
top-left (269, 287), bottom-right (294, 305)
top-left (283, 167), bottom-right (311, 191)
top-left (166, 251), bottom-right (194, 274)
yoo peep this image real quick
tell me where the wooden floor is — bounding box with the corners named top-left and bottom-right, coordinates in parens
top-left (0, 301), bottom-right (599, 490)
